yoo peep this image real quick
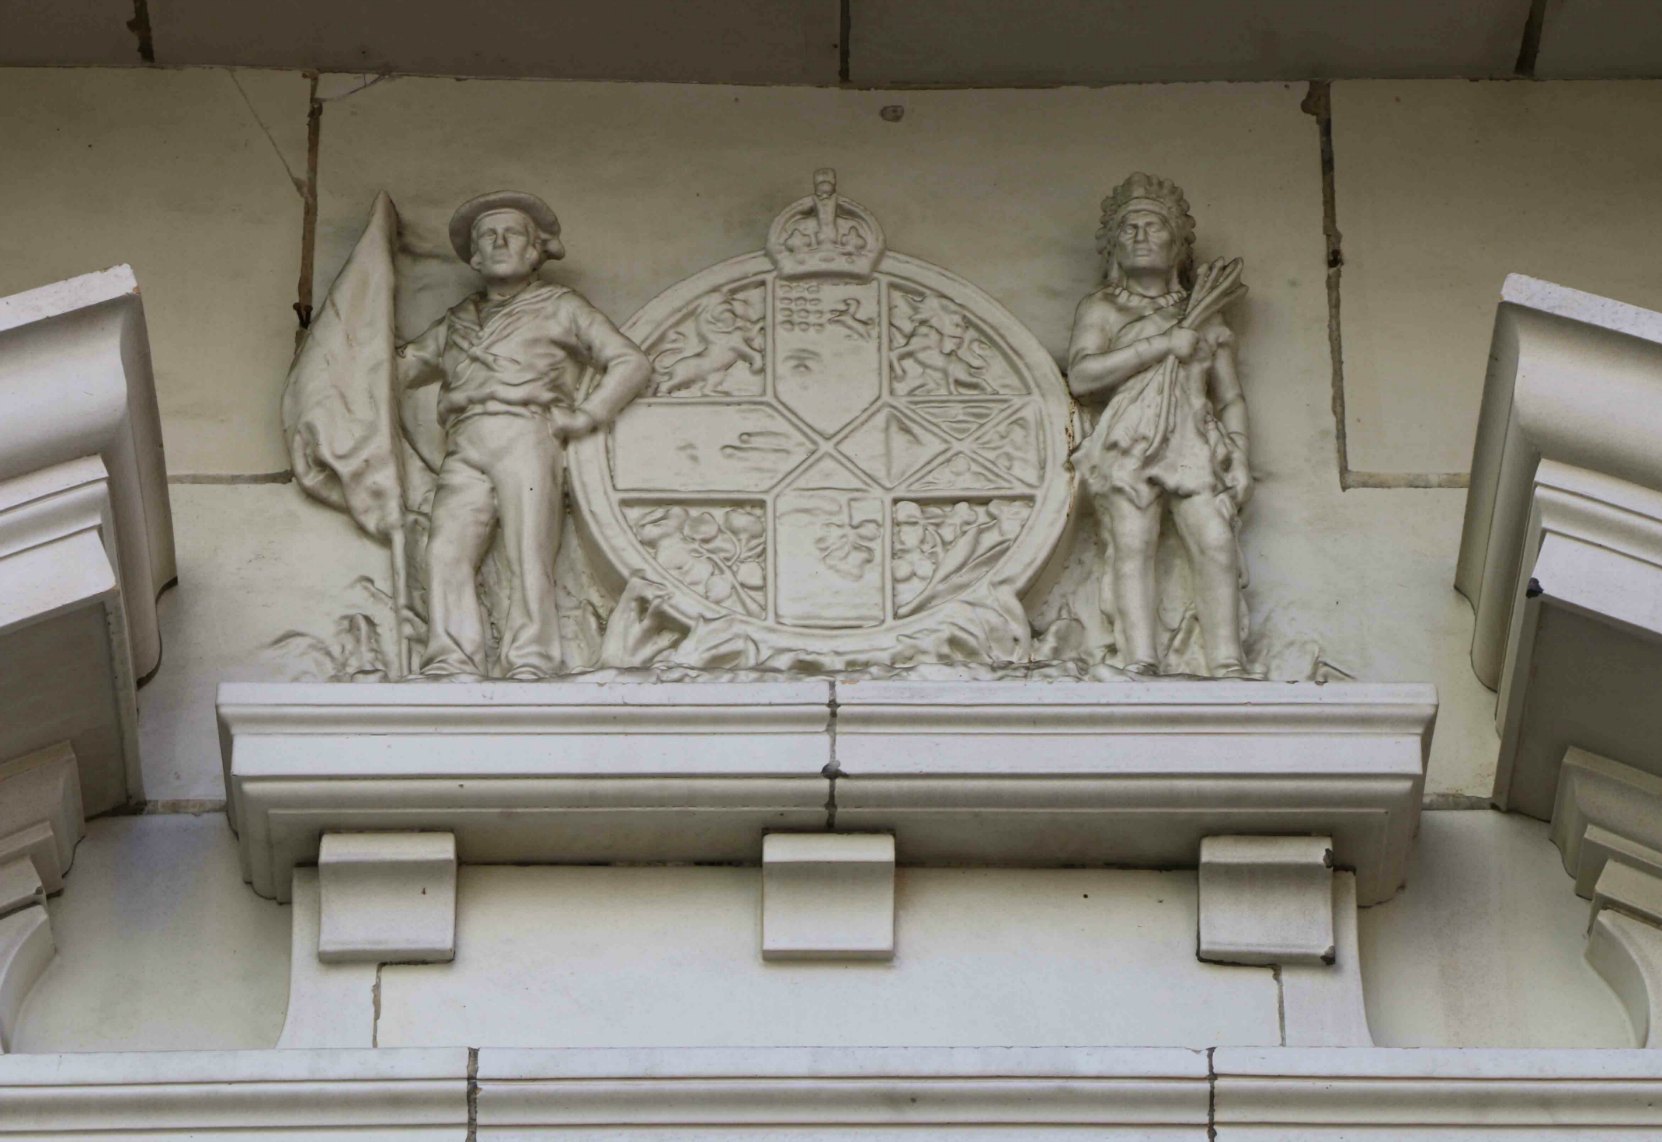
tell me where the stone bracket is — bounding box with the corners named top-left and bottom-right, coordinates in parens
top-left (761, 832), bottom-right (895, 961)
top-left (0, 742), bottom-right (86, 894)
top-left (317, 833), bottom-right (457, 965)
top-left (0, 906), bottom-right (54, 1054)
top-left (0, 859), bottom-right (45, 920)
top-left (1198, 836), bottom-right (1335, 967)
top-left (1552, 748), bottom-right (1662, 899)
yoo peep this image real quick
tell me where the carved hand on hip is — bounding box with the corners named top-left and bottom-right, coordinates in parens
top-left (548, 407), bottom-right (600, 440)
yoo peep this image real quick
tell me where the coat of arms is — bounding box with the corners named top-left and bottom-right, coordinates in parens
top-left (570, 170), bottom-right (1074, 671)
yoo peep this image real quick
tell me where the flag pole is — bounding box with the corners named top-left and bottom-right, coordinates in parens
top-left (390, 521), bottom-right (411, 678)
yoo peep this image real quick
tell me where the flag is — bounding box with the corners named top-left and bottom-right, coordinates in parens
top-left (282, 191), bottom-right (404, 541)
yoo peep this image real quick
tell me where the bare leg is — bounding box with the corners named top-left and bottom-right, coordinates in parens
top-left (1103, 490), bottom-right (1164, 672)
top-left (1170, 492), bottom-right (1246, 676)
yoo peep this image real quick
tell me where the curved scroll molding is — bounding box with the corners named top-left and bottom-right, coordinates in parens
top-left (1588, 908), bottom-right (1662, 1048)
top-left (0, 906), bottom-right (54, 1053)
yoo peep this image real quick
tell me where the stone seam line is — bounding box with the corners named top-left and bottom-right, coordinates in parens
top-left (125, 0), bottom-right (154, 63)
top-left (1303, 79), bottom-right (1470, 492)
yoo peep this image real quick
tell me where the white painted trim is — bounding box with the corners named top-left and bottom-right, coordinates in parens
top-left (0, 1047), bottom-right (469, 1137)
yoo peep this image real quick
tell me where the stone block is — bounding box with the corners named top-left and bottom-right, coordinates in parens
top-left (317, 833), bottom-right (457, 965)
top-left (1536, 0), bottom-right (1662, 78)
top-left (1358, 809), bottom-right (1634, 1050)
top-left (1336, 82), bottom-right (1662, 476)
top-left (8, 815), bottom-right (289, 1054)
top-left (374, 866), bottom-right (1281, 1050)
top-left (1198, 836), bottom-right (1335, 967)
top-left (1552, 750), bottom-right (1662, 899)
top-left (1279, 872), bottom-right (1373, 1047)
top-left (0, 743), bottom-right (85, 894)
top-left (0, 858), bottom-right (45, 920)
top-left (762, 833), bottom-right (895, 962)
top-left (151, 0), bottom-right (841, 83)
top-left (1592, 861), bottom-right (1662, 932)
top-left (850, 0), bottom-right (1528, 85)
top-left (0, 68), bottom-right (307, 477)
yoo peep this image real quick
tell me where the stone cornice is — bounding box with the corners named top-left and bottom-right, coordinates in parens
top-left (219, 680), bottom-right (1435, 905)
top-left (0, 1047), bottom-right (469, 1134)
top-left (7, 1045), bottom-right (1662, 1135)
top-left (1216, 1047), bottom-right (1662, 1133)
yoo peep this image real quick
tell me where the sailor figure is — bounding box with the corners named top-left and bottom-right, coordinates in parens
top-left (397, 191), bottom-right (650, 679)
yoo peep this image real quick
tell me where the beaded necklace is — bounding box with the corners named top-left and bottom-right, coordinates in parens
top-left (1108, 283), bottom-right (1186, 310)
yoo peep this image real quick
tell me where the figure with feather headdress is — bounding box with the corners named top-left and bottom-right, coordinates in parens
top-left (1067, 173), bottom-right (1253, 678)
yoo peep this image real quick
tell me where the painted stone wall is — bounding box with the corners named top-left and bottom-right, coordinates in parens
top-left (4, 66), bottom-right (1658, 1052)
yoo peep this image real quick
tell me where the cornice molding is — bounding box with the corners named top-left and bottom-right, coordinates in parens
top-left (0, 1047), bottom-right (468, 1134)
top-left (220, 680), bottom-right (1435, 905)
top-left (1216, 1047), bottom-right (1662, 1133)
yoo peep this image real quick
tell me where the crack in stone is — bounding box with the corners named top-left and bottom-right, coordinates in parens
top-left (318, 73), bottom-right (396, 104)
top-left (125, 0), bottom-right (154, 63)
top-left (823, 680), bottom-right (840, 830)
top-left (371, 963), bottom-right (383, 1048)
top-left (1303, 80), bottom-right (1477, 492)
top-left (837, 0), bottom-right (852, 84)
top-left (1206, 1045), bottom-right (1218, 1139)
top-left (296, 75), bottom-right (323, 330)
top-left (1301, 80), bottom-right (1352, 493)
top-left (227, 70), bottom-right (306, 199)
top-left (170, 471), bottom-right (295, 485)
top-left (1515, 0), bottom-right (1550, 77)
top-left (1273, 964), bottom-right (1287, 1045)
top-left (466, 1046), bottom-right (479, 1140)
top-left (1345, 470), bottom-right (1471, 489)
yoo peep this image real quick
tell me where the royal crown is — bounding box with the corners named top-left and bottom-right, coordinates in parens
top-left (765, 168), bottom-right (886, 280)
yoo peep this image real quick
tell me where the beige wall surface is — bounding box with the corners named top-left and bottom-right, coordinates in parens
top-left (0, 67), bottom-right (1512, 800)
top-left (0, 68), bottom-right (308, 477)
top-left (2, 65), bottom-right (1655, 1057)
top-left (1335, 79), bottom-right (1662, 478)
top-left (11, 69), bottom-right (1654, 799)
top-left (12, 813), bottom-right (1632, 1052)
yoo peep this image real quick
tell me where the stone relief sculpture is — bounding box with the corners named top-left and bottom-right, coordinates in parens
top-left (281, 189), bottom-right (649, 680)
top-left (568, 170), bottom-right (1074, 672)
top-left (1066, 173), bottom-right (1254, 678)
top-left (279, 168), bottom-right (1341, 682)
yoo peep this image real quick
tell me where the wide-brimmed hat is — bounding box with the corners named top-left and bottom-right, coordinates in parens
top-left (449, 190), bottom-right (562, 261)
